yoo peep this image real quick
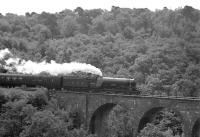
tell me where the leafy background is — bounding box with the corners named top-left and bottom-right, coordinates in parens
top-left (0, 6), bottom-right (199, 137)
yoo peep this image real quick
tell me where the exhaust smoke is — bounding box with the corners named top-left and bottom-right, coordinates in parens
top-left (0, 49), bottom-right (102, 76)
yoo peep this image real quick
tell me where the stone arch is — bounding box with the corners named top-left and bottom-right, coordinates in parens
top-left (192, 118), bottom-right (200, 137)
top-left (137, 107), bottom-right (164, 132)
top-left (89, 103), bottom-right (116, 136)
top-left (137, 106), bottom-right (184, 136)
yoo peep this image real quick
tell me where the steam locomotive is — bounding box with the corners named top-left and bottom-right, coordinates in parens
top-left (0, 73), bottom-right (140, 95)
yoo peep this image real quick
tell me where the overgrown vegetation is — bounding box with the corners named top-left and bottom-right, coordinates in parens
top-left (106, 104), bottom-right (183, 137)
top-left (0, 88), bottom-right (184, 137)
top-left (0, 88), bottom-right (95, 137)
top-left (0, 6), bottom-right (199, 97)
top-left (0, 5), bottom-right (199, 136)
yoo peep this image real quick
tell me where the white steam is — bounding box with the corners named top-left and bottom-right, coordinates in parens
top-left (0, 49), bottom-right (102, 76)
top-left (0, 48), bottom-right (10, 59)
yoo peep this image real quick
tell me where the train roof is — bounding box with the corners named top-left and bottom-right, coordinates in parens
top-left (0, 72), bottom-right (99, 79)
top-left (0, 73), bottom-right (57, 77)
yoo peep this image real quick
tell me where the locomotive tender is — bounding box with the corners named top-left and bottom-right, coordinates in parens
top-left (0, 73), bottom-right (140, 95)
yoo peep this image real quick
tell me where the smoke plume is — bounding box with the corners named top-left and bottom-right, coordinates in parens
top-left (0, 49), bottom-right (102, 76)
top-left (0, 48), bottom-right (10, 59)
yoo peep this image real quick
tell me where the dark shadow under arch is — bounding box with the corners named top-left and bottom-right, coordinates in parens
top-left (138, 106), bottom-right (184, 136)
top-left (89, 103), bottom-right (116, 136)
top-left (137, 107), bottom-right (164, 132)
top-left (192, 118), bottom-right (200, 137)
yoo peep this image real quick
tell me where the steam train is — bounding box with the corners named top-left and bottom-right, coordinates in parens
top-left (0, 73), bottom-right (140, 95)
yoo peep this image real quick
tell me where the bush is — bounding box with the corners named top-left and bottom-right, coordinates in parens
top-left (0, 88), bottom-right (94, 137)
top-left (0, 100), bottom-right (37, 137)
top-left (20, 110), bottom-right (68, 137)
top-left (27, 89), bottom-right (48, 110)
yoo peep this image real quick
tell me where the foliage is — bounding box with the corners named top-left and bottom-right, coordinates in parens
top-left (138, 109), bottom-right (183, 137)
top-left (106, 103), bottom-right (135, 137)
top-left (0, 88), bottom-right (94, 137)
top-left (104, 102), bottom-right (183, 137)
top-left (19, 110), bottom-right (68, 137)
top-left (0, 6), bottom-right (200, 137)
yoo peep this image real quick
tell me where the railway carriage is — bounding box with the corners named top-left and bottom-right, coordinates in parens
top-left (0, 73), bottom-right (140, 95)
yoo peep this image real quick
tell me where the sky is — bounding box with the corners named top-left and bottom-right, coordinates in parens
top-left (0, 0), bottom-right (200, 15)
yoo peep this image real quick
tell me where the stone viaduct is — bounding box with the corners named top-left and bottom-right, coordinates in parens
top-left (55, 91), bottom-right (200, 137)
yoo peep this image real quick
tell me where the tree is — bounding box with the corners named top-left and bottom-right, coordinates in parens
top-left (105, 20), bottom-right (120, 35)
top-left (0, 88), bottom-right (94, 137)
top-left (182, 6), bottom-right (200, 22)
top-left (31, 24), bottom-right (51, 42)
top-left (90, 16), bottom-right (106, 35)
top-left (75, 7), bottom-right (84, 16)
top-left (146, 75), bottom-right (163, 95)
top-left (185, 64), bottom-right (200, 81)
top-left (37, 12), bottom-right (59, 38)
top-left (60, 16), bottom-right (78, 37)
top-left (173, 79), bottom-right (195, 97)
top-left (106, 104), bottom-right (135, 137)
top-left (138, 109), bottom-right (183, 137)
top-left (20, 110), bottom-right (68, 137)
top-left (86, 9), bottom-right (103, 19)
top-left (56, 49), bottom-right (72, 63)
top-left (45, 46), bottom-right (56, 62)
top-left (123, 26), bottom-right (134, 39)
top-left (0, 18), bottom-right (11, 32)
top-left (75, 7), bottom-right (92, 34)
top-left (85, 49), bottom-right (104, 68)
top-left (0, 100), bottom-right (36, 137)
top-left (138, 124), bottom-right (165, 137)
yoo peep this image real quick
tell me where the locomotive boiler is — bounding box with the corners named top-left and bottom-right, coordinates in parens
top-left (0, 73), bottom-right (140, 95)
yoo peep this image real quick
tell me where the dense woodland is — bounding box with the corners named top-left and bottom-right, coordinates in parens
top-left (0, 88), bottom-right (183, 137)
top-left (0, 6), bottom-right (200, 97)
top-left (0, 5), bottom-right (199, 137)
top-left (0, 88), bottom-right (96, 137)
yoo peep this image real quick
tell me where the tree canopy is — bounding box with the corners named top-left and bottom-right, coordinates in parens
top-left (0, 6), bottom-right (199, 98)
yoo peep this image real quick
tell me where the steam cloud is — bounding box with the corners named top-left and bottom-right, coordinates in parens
top-left (0, 48), bottom-right (10, 59)
top-left (0, 49), bottom-right (102, 76)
